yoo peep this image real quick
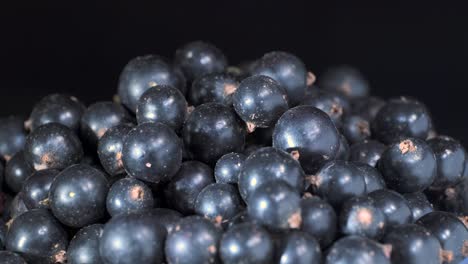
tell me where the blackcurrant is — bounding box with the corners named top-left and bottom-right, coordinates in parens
top-left (20, 169), bottom-right (59, 209)
top-left (0, 116), bottom-right (27, 161)
top-left (97, 123), bottom-right (133, 177)
top-left (214, 152), bottom-right (246, 185)
top-left (349, 139), bottom-right (386, 167)
top-left (368, 189), bottom-right (412, 227)
top-left (189, 73), bottom-right (239, 106)
top-left (106, 177), bottom-right (154, 217)
top-left (325, 236), bottom-right (390, 264)
top-left (275, 231), bottom-right (322, 264)
top-left (195, 183), bottom-right (243, 225)
top-left (4, 152), bottom-right (34, 193)
top-left (300, 196), bottom-right (337, 248)
top-left (67, 224), bottom-right (104, 264)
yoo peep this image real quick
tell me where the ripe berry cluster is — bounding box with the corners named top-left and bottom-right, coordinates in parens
top-left (0, 41), bottom-right (467, 264)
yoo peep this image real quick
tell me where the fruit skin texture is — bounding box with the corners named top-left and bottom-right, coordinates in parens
top-left (175, 41), bottom-right (228, 81)
top-left (336, 134), bottom-right (350, 160)
top-left (122, 122), bottom-right (183, 183)
top-left (20, 169), bottom-right (60, 209)
top-left (341, 115), bottom-right (371, 144)
top-left (339, 196), bottom-right (386, 239)
top-left (372, 97), bottom-right (433, 144)
top-left (97, 124), bottom-right (133, 177)
top-left (349, 139), bottom-right (386, 167)
top-left (220, 222), bottom-right (274, 264)
top-left (214, 152), bottom-right (246, 184)
top-left (356, 163), bottom-right (386, 193)
top-left (276, 231), bottom-right (322, 264)
top-left (428, 136), bottom-right (466, 189)
top-left (251, 51), bottom-right (307, 106)
top-left (0, 251), bottom-right (27, 264)
top-left (136, 85), bottom-right (188, 131)
top-left (300, 90), bottom-right (350, 128)
top-left (99, 212), bottom-right (167, 264)
top-left (182, 103), bottom-right (246, 165)
top-left (81, 101), bottom-right (133, 147)
top-left (4, 151), bottom-right (34, 193)
top-left (165, 161), bottom-right (214, 214)
top-left (106, 177), bottom-right (154, 217)
top-left (232, 75), bottom-right (289, 128)
top-left (383, 224), bottom-right (441, 264)
top-left (0, 116), bottom-right (27, 160)
top-left (320, 66), bottom-right (370, 99)
top-left (49, 164), bottom-right (109, 228)
top-left (378, 138), bottom-right (437, 193)
top-left (300, 196), bottom-right (337, 248)
top-left (165, 216), bottom-right (221, 264)
top-left (309, 160), bottom-right (366, 208)
top-left (24, 123), bottom-right (84, 171)
top-left (416, 211), bottom-right (468, 263)
top-left (8, 194), bottom-right (28, 220)
top-left (238, 147), bottom-right (305, 200)
top-left (325, 236), bottom-right (390, 264)
top-left (273, 106), bottom-right (340, 173)
top-left (189, 73), bottom-right (239, 106)
top-left (351, 96), bottom-right (385, 121)
top-left (195, 183), bottom-right (242, 224)
top-left (118, 54), bottom-right (186, 113)
top-left (5, 209), bottom-right (68, 264)
top-left (67, 224), bottom-right (104, 264)
top-left (144, 208), bottom-right (182, 233)
top-left (29, 94), bottom-right (86, 132)
top-left (247, 180), bottom-right (301, 230)
top-left (403, 192), bottom-right (433, 221)
top-left (369, 189), bottom-right (412, 227)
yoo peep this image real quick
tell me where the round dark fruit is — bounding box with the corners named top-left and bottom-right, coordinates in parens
top-left (24, 123), bottom-right (83, 171)
top-left (351, 96), bottom-right (385, 121)
top-left (145, 208), bottom-right (182, 233)
top-left (106, 177), bottom-right (154, 217)
top-left (0, 251), bottom-right (27, 264)
top-left (300, 196), bottom-right (337, 248)
top-left (349, 139), bottom-right (386, 167)
top-left (320, 66), bottom-right (370, 99)
top-left (355, 163), bottom-right (386, 193)
top-left (214, 152), bottom-right (246, 185)
top-left (122, 122), bottom-right (182, 183)
top-left (403, 192), bottom-right (434, 221)
top-left (195, 183), bottom-right (242, 225)
top-left (182, 103), bottom-right (246, 165)
top-left (276, 231), bottom-right (322, 264)
top-left (97, 123), bottom-right (134, 177)
top-left (49, 164), bottom-right (109, 228)
top-left (341, 114), bottom-right (371, 144)
top-left (21, 169), bottom-right (60, 209)
top-left (336, 134), bottom-right (350, 160)
top-left (0, 116), bottom-right (27, 161)
top-left (4, 152), bottom-right (34, 193)
top-left (67, 224), bottom-right (104, 264)
top-left (118, 54), bottom-right (186, 112)
top-left (325, 236), bottom-right (390, 264)
top-left (300, 90), bottom-right (350, 128)
top-left (8, 194), bottom-right (28, 219)
top-left (189, 73), bottom-right (239, 106)
top-left (368, 189), bottom-right (412, 227)
top-left (136, 84), bottom-right (188, 131)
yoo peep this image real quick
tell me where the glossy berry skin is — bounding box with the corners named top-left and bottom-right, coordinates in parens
top-left (195, 183), bottom-right (242, 224)
top-left (20, 169), bottom-right (60, 209)
top-left (106, 177), bottom-right (154, 217)
top-left (67, 224), bottom-right (104, 264)
top-left (372, 97), bottom-right (433, 144)
top-left (4, 152), bottom-right (34, 193)
top-left (276, 231), bottom-right (322, 264)
top-left (99, 212), bottom-right (167, 264)
top-left (8, 194), bottom-right (28, 219)
top-left (369, 189), bottom-right (412, 227)
top-left (349, 139), bottom-right (386, 167)
top-left (428, 136), bottom-right (466, 189)
top-left (309, 160), bottom-right (366, 208)
top-left (351, 96), bottom-right (386, 121)
top-left (341, 115), bottom-right (371, 144)
top-left (136, 85), bottom-right (188, 131)
top-left (175, 41), bottom-right (228, 81)
top-left (336, 134), bottom-right (350, 160)
top-left (122, 122), bottom-right (182, 183)
top-left (97, 123), bottom-right (133, 177)
top-left (233, 75), bottom-right (289, 129)
top-left (320, 66), bottom-right (370, 99)
top-left (29, 94), bottom-right (86, 132)
top-left (383, 224), bottom-right (441, 264)
top-left (403, 192), bottom-right (434, 221)
top-left (300, 197), bottom-right (337, 248)
top-left (251, 51), bottom-right (307, 105)
top-left (325, 236), bottom-right (390, 264)
top-left (214, 152), bottom-right (246, 184)
top-left (165, 216), bottom-right (222, 264)
top-left (118, 54), bottom-right (186, 113)
top-left (165, 161), bottom-right (214, 214)
top-left (416, 211), bottom-right (468, 263)
top-left (0, 251), bottom-right (27, 264)
top-left (6, 209), bottom-right (68, 264)
top-left (145, 208), bottom-right (182, 233)
top-left (227, 210), bottom-right (255, 228)
top-left (238, 147), bottom-right (304, 200)
top-left (220, 223), bottom-right (274, 264)
top-left (355, 163), bottom-right (386, 193)
top-left (273, 106), bottom-right (340, 173)
top-left (189, 73), bottom-right (239, 106)
top-left (339, 196), bottom-right (386, 239)
top-left (0, 116), bottom-right (27, 160)
top-left (300, 91), bottom-right (350, 128)
top-left (182, 103), bottom-right (246, 165)
top-left (247, 180), bottom-right (301, 230)
top-left (379, 138), bottom-right (437, 193)
top-left (81, 101), bottom-right (133, 147)
top-left (24, 123), bottom-right (83, 171)
top-left (49, 164), bottom-right (109, 228)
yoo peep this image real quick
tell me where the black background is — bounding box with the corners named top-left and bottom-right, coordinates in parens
top-left (1, 1), bottom-right (467, 143)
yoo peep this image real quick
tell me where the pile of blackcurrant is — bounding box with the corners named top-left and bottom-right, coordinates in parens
top-left (0, 40), bottom-right (467, 264)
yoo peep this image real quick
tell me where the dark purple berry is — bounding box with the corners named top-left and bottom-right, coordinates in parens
top-left (189, 73), bottom-right (239, 106)
top-left (403, 192), bottom-right (434, 221)
top-left (106, 177), bottom-right (154, 217)
top-left (4, 152), bottom-right (34, 193)
top-left (97, 124), bottom-right (133, 177)
top-left (195, 183), bottom-right (242, 225)
top-left (349, 139), bottom-right (386, 167)
top-left (356, 163), bottom-right (386, 193)
top-left (300, 196), bottom-right (337, 248)
top-left (0, 116), bottom-right (27, 161)
top-left (369, 189), bottom-right (412, 227)
top-left (325, 236), bottom-right (390, 264)
top-left (67, 224), bottom-right (104, 264)
top-left (214, 152), bottom-right (246, 184)
top-left (275, 231), bottom-right (322, 264)
top-left (20, 169), bottom-right (59, 209)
